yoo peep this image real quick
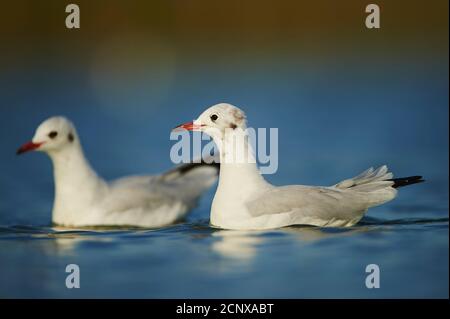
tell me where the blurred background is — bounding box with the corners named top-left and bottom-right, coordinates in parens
top-left (0, 1), bottom-right (448, 298)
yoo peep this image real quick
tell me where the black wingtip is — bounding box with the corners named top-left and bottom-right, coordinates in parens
top-left (388, 176), bottom-right (425, 188)
top-left (175, 161), bottom-right (220, 175)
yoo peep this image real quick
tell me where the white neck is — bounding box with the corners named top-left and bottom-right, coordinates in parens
top-left (48, 142), bottom-right (107, 225)
top-left (209, 128), bottom-right (272, 227)
top-left (214, 128), bottom-right (270, 197)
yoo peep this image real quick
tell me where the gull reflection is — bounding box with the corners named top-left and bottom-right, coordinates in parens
top-left (211, 230), bottom-right (266, 261)
top-left (33, 226), bottom-right (117, 255)
top-left (211, 225), bottom-right (372, 263)
top-left (283, 225), bottom-right (371, 241)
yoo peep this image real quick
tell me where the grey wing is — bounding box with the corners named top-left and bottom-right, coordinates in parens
top-left (94, 179), bottom-right (188, 227)
top-left (104, 176), bottom-right (181, 213)
top-left (157, 162), bottom-right (219, 203)
top-left (245, 185), bottom-right (370, 222)
top-left (104, 160), bottom-right (219, 213)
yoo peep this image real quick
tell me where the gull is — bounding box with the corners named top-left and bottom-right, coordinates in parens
top-left (17, 116), bottom-right (218, 228)
top-left (174, 103), bottom-right (424, 230)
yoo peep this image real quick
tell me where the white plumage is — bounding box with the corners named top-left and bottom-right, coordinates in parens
top-left (175, 103), bottom-right (421, 230)
top-left (17, 116), bottom-right (218, 227)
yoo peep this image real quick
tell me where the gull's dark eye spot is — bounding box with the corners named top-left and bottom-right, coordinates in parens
top-left (210, 114), bottom-right (218, 122)
top-left (48, 131), bottom-right (58, 139)
top-left (68, 133), bottom-right (74, 142)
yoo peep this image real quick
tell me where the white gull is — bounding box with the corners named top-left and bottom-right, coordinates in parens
top-left (174, 103), bottom-right (424, 230)
top-left (17, 116), bottom-right (218, 227)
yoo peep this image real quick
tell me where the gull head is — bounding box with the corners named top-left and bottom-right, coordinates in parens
top-left (17, 116), bottom-right (78, 155)
top-left (173, 103), bottom-right (247, 140)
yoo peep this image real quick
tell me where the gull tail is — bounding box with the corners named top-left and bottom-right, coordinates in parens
top-left (387, 176), bottom-right (425, 188)
top-left (333, 165), bottom-right (424, 208)
top-left (334, 165), bottom-right (394, 191)
top-left (334, 166), bottom-right (425, 190)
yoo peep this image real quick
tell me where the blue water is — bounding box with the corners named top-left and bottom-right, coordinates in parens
top-left (0, 56), bottom-right (448, 298)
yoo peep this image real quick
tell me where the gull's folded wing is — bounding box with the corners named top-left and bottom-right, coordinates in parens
top-left (245, 185), bottom-right (376, 223)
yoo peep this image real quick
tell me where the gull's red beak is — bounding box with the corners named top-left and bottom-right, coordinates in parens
top-left (16, 141), bottom-right (44, 155)
top-left (172, 121), bottom-right (204, 132)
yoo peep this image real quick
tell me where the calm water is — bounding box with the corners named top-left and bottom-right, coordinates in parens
top-left (0, 58), bottom-right (448, 298)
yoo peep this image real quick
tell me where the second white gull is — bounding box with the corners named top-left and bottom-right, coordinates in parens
top-left (17, 116), bottom-right (218, 227)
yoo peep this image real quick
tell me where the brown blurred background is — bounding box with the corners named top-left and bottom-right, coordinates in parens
top-left (0, 0), bottom-right (448, 67)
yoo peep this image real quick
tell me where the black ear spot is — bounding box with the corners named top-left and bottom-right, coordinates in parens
top-left (68, 133), bottom-right (74, 142)
top-left (230, 123), bottom-right (237, 130)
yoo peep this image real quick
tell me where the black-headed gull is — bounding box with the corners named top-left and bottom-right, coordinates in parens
top-left (17, 116), bottom-right (218, 228)
top-left (174, 103), bottom-right (424, 230)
